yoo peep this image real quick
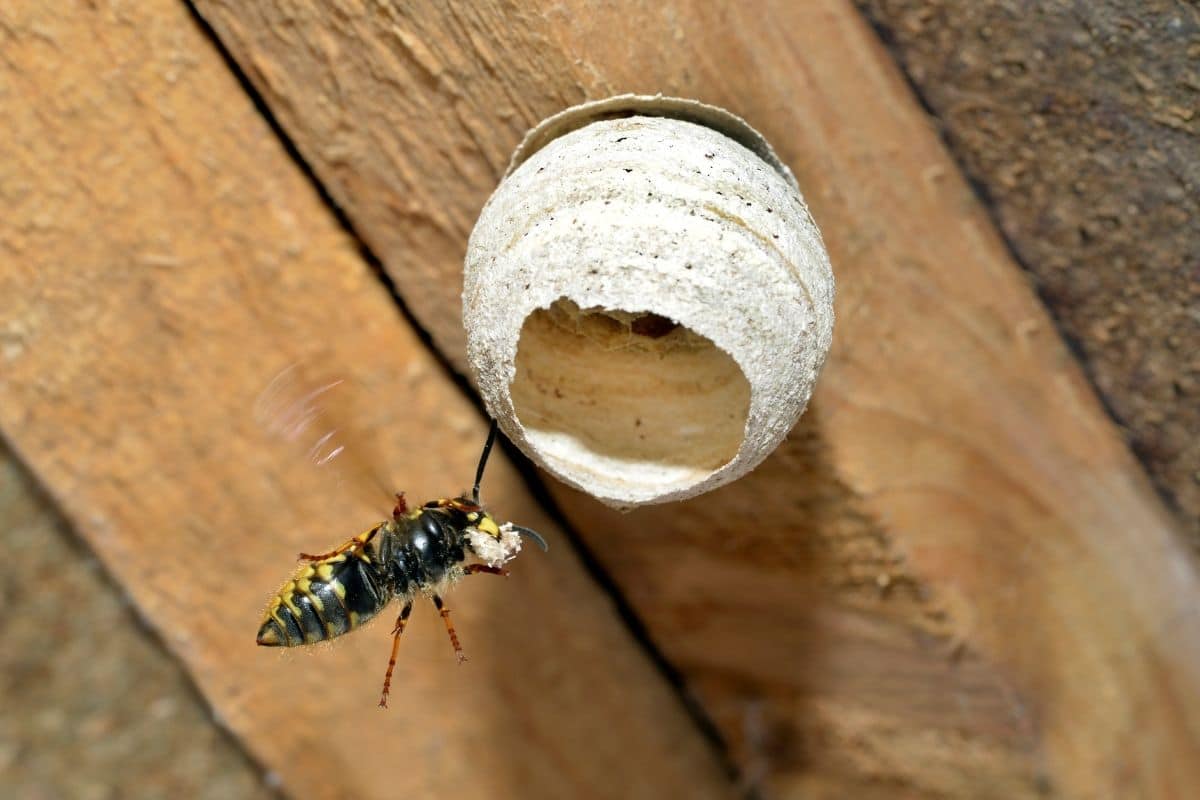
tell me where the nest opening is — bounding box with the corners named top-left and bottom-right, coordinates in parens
top-left (511, 298), bottom-right (750, 496)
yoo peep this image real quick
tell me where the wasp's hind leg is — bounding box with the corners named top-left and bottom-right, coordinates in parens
top-left (378, 600), bottom-right (414, 708)
top-left (298, 524), bottom-right (380, 563)
top-left (432, 594), bottom-right (467, 664)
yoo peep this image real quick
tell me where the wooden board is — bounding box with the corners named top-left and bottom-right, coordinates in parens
top-left (0, 3), bottom-right (734, 799)
top-left (857, 0), bottom-right (1200, 543)
top-left (189, 0), bottom-right (1200, 797)
top-left (0, 444), bottom-right (272, 799)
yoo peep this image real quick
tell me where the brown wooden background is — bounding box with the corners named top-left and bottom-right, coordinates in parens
top-left (2, 1), bottom-right (1197, 798)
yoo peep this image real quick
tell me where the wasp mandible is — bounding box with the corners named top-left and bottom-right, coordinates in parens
top-left (254, 367), bottom-right (546, 708)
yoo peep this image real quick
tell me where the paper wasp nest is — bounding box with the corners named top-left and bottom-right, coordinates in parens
top-left (464, 96), bottom-right (834, 508)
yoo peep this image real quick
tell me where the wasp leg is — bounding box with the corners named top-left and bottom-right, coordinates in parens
top-left (422, 497), bottom-right (482, 513)
top-left (378, 600), bottom-right (414, 709)
top-left (298, 525), bottom-right (380, 562)
top-left (432, 594), bottom-right (467, 664)
top-left (391, 492), bottom-right (407, 520)
top-left (465, 564), bottom-right (509, 577)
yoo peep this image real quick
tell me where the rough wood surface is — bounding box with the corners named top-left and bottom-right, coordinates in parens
top-left (0, 3), bottom-right (733, 799)
top-left (856, 0), bottom-right (1200, 546)
top-left (191, 0), bottom-right (1200, 797)
top-left (0, 443), bottom-right (274, 800)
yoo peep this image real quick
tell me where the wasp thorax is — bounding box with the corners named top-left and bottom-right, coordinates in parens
top-left (464, 95), bottom-right (835, 508)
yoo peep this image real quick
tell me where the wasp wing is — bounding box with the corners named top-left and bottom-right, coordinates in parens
top-left (255, 360), bottom-right (395, 515)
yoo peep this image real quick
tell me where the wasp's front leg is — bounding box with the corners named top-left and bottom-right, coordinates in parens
top-left (465, 564), bottom-right (509, 577)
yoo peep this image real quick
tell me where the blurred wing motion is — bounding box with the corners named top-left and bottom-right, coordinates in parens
top-left (255, 360), bottom-right (395, 513)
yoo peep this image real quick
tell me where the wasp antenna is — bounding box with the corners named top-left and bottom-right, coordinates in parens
top-left (471, 419), bottom-right (499, 504)
top-left (512, 525), bottom-right (549, 552)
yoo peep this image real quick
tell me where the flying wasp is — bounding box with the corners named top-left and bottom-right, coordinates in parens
top-left (254, 365), bottom-right (546, 707)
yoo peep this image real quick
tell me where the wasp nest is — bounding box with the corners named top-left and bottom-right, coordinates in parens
top-left (464, 95), bottom-right (834, 508)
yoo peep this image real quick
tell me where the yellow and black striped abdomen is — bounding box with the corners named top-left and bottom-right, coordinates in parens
top-left (257, 545), bottom-right (391, 648)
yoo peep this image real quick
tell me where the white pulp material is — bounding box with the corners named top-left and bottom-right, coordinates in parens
top-left (464, 96), bottom-right (835, 508)
top-left (465, 522), bottom-right (523, 569)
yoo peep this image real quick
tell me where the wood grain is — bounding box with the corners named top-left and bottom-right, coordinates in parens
top-left (0, 444), bottom-right (273, 800)
top-left (0, 3), bottom-right (734, 799)
top-left (857, 0), bottom-right (1200, 545)
top-left (190, 0), bottom-right (1200, 796)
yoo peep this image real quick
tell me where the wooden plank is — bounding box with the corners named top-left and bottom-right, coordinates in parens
top-left (0, 3), bottom-right (734, 799)
top-left (856, 0), bottom-right (1200, 543)
top-left (189, 0), bottom-right (1200, 796)
top-left (0, 444), bottom-right (273, 800)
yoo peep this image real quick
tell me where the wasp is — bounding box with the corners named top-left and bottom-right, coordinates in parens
top-left (254, 368), bottom-right (546, 707)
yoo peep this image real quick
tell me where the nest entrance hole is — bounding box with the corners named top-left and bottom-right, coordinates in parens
top-left (511, 298), bottom-right (750, 496)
